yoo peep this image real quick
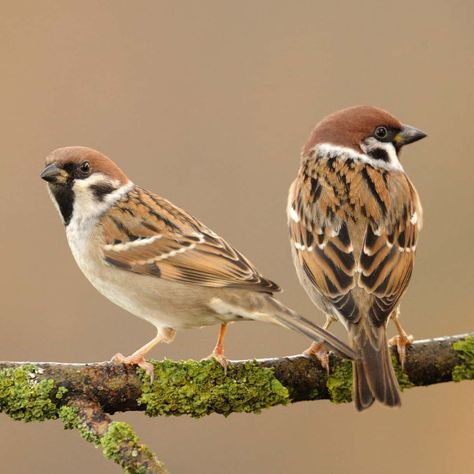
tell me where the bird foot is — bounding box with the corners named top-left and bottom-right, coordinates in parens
top-left (111, 352), bottom-right (155, 382)
top-left (203, 351), bottom-right (230, 375)
top-left (303, 342), bottom-right (330, 373)
top-left (388, 333), bottom-right (414, 371)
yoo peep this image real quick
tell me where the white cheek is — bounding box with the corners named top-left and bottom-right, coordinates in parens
top-left (314, 142), bottom-right (404, 172)
top-left (72, 184), bottom-right (101, 220)
top-left (360, 139), bottom-right (404, 171)
top-left (73, 172), bottom-right (118, 189)
top-left (68, 175), bottom-right (133, 231)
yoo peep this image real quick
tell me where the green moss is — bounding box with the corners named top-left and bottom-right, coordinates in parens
top-left (327, 354), bottom-right (416, 404)
top-left (0, 365), bottom-right (65, 421)
top-left (327, 359), bottom-right (353, 404)
top-left (452, 336), bottom-right (474, 382)
top-left (391, 354), bottom-right (415, 390)
top-left (59, 405), bottom-right (101, 445)
top-left (138, 359), bottom-right (289, 417)
top-left (101, 421), bottom-right (159, 474)
top-left (58, 405), bottom-right (79, 430)
top-left (62, 412), bottom-right (164, 472)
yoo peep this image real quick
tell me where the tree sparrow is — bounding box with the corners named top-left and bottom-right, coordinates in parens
top-left (41, 146), bottom-right (355, 375)
top-left (287, 106), bottom-right (426, 410)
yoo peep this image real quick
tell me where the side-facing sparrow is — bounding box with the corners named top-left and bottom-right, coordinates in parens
top-left (287, 106), bottom-right (426, 410)
top-left (41, 146), bottom-right (355, 375)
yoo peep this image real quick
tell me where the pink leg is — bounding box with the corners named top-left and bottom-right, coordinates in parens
top-left (303, 315), bottom-right (335, 373)
top-left (388, 307), bottom-right (414, 371)
top-left (204, 323), bottom-right (230, 374)
top-left (112, 328), bottom-right (176, 380)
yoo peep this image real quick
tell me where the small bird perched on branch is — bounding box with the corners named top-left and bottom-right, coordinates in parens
top-left (287, 106), bottom-right (426, 410)
top-left (41, 146), bottom-right (355, 376)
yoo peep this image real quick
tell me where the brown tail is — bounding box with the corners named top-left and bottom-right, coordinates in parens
top-left (350, 324), bottom-right (401, 411)
top-left (263, 296), bottom-right (357, 360)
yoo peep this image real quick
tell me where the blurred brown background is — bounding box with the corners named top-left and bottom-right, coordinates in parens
top-left (1, 1), bottom-right (473, 473)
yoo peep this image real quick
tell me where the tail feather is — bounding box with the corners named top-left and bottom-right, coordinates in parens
top-left (264, 297), bottom-right (356, 360)
top-left (353, 360), bottom-right (375, 410)
top-left (351, 325), bottom-right (401, 411)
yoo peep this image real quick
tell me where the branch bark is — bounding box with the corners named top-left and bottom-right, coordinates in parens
top-left (0, 332), bottom-right (472, 473)
top-left (66, 397), bottom-right (168, 473)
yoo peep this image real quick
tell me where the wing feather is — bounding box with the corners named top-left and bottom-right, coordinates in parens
top-left (288, 174), bottom-right (358, 321)
top-left (360, 197), bottom-right (421, 325)
top-left (288, 162), bottom-right (422, 327)
top-left (100, 187), bottom-right (280, 293)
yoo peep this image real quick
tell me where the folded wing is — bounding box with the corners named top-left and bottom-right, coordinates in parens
top-left (100, 187), bottom-right (280, 293)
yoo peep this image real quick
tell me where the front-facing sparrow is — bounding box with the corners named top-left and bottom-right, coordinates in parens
top-left (287, 106), bottom-right (426, 410)
top-left (41, 146), bottom-right (355, 375)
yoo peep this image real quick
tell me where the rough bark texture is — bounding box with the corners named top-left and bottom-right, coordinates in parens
top-left (0, 332), bottom-right (472, 473)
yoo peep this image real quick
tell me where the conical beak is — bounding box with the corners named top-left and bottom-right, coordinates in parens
top-left (40, 163), bottom-right (67, 184)
top-left (395, 124), bottom-right (427, 147)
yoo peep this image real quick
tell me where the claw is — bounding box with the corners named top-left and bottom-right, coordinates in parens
top-left (111, 352), bottom-right (155, 382)
top-left (389, 307), bottom-right (414, 372)
top-left (388, 333), bottom-right (413, 371)
top-left (304, 341), bottom-right (330, 373)
top-left (203, 323), bottom-right (230, 374)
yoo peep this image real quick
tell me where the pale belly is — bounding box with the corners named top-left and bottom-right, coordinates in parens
top-left (65, 225), bottom-right (228, 331)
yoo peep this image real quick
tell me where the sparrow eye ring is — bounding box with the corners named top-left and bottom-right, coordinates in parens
top-left (374, 126), bottom-right (388, 140)
top-left (79, 161), bottom-right (90, 174)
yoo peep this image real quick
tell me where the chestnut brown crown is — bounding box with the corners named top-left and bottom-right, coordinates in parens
top-left (41, 146), bottom-right (129, 185)
top-left (303, 106), bottom-right (426, 155)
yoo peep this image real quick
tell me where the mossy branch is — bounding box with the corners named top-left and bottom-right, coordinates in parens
top-left (60, 399), bottom-right (168, 473)
top-left (0, 332), bottom-right (472, 473)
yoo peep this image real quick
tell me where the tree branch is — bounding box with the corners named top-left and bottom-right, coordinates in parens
top-left (0, 332), bottom-right (472, 473)
top-left (62, 397), bottom-right (168, 473)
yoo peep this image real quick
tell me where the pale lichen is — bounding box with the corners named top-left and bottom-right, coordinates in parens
top-left (452, 336), bottom-right (474, 382)
top-left (138, 359), bottom-right (290, 417)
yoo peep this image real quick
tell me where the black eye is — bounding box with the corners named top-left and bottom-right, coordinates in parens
top-left (79, 161), bottom-right (90, 175)
top-left (374, 126), bottom-right (388, 140)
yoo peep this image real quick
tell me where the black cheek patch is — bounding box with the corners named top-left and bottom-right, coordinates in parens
top-left (90, 183), bottom-right (116, 201)
top-left (368, 148), bottom-right (390, 162)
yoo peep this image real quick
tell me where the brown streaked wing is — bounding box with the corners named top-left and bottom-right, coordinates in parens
top-left (359, 192), bottom-right (421, 326)
top-left (101, 187), bottom-right (280, 293)
top-left (289, 168), bottom-right (421, 326)
top-left (288, 178), bottom-right (359, 322)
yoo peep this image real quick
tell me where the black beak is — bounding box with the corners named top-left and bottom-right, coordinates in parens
top-left (40, 163), bottom-right (63, 183)
top-left (395, 124), bottom-right (427, 147)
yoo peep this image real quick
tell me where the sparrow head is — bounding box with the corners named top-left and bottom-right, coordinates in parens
top-left (41, 146), bottom-right (131, 225)
top-left (303, 106), bottom-right (427, 166)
